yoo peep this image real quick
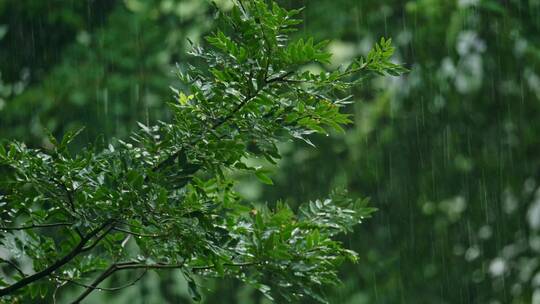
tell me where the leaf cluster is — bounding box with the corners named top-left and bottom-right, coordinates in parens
top-left (0, 0), bottom-right (403, 302)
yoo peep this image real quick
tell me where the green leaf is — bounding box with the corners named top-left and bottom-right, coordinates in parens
top-left (58, 126), bottom-right (85, 151)
top-left (188, 279), bottom-right (202, 302)
top-left (0, 143), bottom-right (5, 159)
top-left (255, 169), bottom-right (273, 185)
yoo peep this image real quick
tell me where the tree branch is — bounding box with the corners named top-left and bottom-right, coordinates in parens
top-left (0, 220), bottom-right (114, 297)
top-left (0, 258), bottom-right (26, 277)
top-left (54, 268), bottom-right (147, 292)
top-left (70, 264), bottom-right (117, 304)
top-left (71, 260), bottom-right (260, 303)
top-left (70, 261), bottom-right (185, 303)
top-left (112, 227), bottom-right (167, 238)
top-left (81, 223), bottom-right (116, 252)
top-left (266, 71), bottom-right (294, 84)
top-left (0, 222), bottom-right (73, 231)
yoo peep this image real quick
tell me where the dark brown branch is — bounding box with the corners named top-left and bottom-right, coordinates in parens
top-left (49, 176), bottom-right (78, 215)
top-left (70, 264), bottom-right (117, 304)
top-left (70, 261), bottom-right (184, 303)
top-left (63, 183), bottom-right (77, 214)
top-left (0, 220), bottom-right (114, 297)
top-left (0, 222), bottom-right (73, 231)
top-left (71, 260), bottom-right (260, 303)
top-left (81, 224), bottom-right (116, 251)
top-left (211, 93), bottom-right (258, 130)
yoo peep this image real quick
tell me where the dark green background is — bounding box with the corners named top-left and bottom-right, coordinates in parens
top-left (1, 0), bottom-right (540, 303)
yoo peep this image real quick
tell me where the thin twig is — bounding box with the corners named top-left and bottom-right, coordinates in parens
top-left (192, 261), bottom-right (260, 271)
top-left (0, 258), bottom-right (26, 277)
top-left (266, 71), bottom-right (294, 84)
top-left (112, 227), bottom-right (167, 238)
top-left (54, 269), bottom-right (147, 292)
top-left (71, 260), bottom-right (260, 303)
top-left (0, 219), bottom-right (114, 297)
top-left (0, 222), bottom-right (73, 231)
top-left (81, 223), bottom-right (116, 251)
top-left (70, 264), bottom-right (117, 303)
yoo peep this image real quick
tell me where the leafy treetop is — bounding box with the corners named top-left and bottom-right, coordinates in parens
top-left (0, 0), bottom-right (404, 303)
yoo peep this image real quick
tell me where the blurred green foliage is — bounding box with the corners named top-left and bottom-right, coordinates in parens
top-left (1, 0), bottom-right (540, 303)
top-left (0, 0), bottom-right (218, 146)
top-left (265, 1), bottom-right (540, 303)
